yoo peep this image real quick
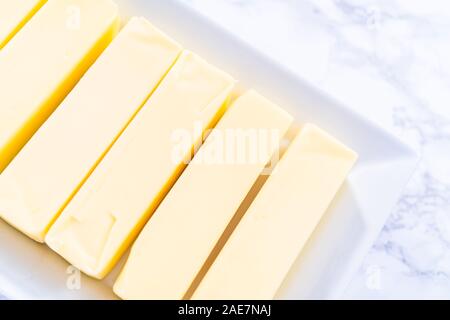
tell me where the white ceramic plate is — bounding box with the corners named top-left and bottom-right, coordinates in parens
top-left (0, 0), bottom-right (418, 300)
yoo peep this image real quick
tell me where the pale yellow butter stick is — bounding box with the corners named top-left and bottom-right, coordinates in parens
top-left (193, 124), bottom-right (358, 300)
top-left (0, 17), bottom-right (182, 242)
top-left (0, 0), bottom-right (46, 49)
top-left (0, 0), bottom-right (119, 172)
top-left (113, 91), bottom-right (293, 300)
top-left (45, 51), bottom-right (235, 279)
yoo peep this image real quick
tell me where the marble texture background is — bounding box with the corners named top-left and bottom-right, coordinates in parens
top-left (179, 0), bottom-right (450, 299)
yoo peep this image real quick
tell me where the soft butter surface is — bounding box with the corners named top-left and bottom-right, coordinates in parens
top-left (0, 17), bottom-right (181, 242)
top-left (46, 51), bottom-right (234, 279)
top-left (0, 0), bottom-right (119, 172)
top-left (193, 124), bottom-right (358, 300)
top-left (113, 91), bottom-right (293, 300)
top-left (0, 0), bottom-right (46, 49)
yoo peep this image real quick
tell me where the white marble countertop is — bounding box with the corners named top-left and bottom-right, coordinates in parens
top-left (180, 0), bottom-right (450, 299)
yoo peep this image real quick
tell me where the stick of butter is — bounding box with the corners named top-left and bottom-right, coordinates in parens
top-left (192, 124), bottom-right (358, 300)
top-left (0, 17), bottom-right (182, 242)
top-left (46, 51), bottom-right (235, 279)
top-left (113, 91), bottom-right (293, 300)
top-left (0, 0), bottom-right (46, 49)
top-left (0, 0), bottom-right (119, 172)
